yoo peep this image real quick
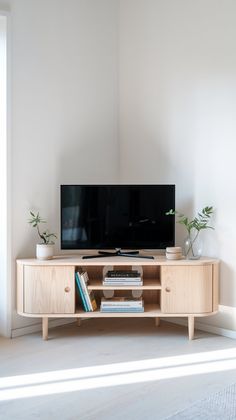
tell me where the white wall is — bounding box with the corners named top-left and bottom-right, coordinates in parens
top-left (119, 0), bottom-right (196, 237)
top-left (2, 0), bottom-right (236, 335)
top-left (119, 0), bottom-right (236, 330)
top-left (7, 0), bottom-right (119, 331)
top-left (0, 14), bottom-right (10, 337)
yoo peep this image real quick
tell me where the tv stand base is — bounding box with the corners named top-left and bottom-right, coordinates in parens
top-left (82, 249), bottom-right (154, 260)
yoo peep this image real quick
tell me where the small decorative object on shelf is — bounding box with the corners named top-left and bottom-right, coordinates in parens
top-left (28, 211), bottom-right (57, 260)
top-left (166, 206), bottom-right (214, 260)
top-left (166, 246), bottom-right (183, 260)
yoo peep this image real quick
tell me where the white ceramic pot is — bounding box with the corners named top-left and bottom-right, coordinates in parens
top-left (36, 244), bottom-right (54, 260)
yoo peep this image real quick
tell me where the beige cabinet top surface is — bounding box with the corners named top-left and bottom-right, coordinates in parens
top-left (17, 255), bottom-right (219, 266)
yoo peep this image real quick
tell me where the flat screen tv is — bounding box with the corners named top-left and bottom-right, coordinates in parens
top-left (61, 185), bottom-right (175, 250)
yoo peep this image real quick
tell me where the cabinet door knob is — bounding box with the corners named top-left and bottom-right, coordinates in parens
top-left (64, 286), bottom-right (70, 293)
top-left (165, 287), bottom-right (171, 292)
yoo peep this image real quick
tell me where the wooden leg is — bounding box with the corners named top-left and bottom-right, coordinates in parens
top-left (77, 318), bottom-right (81, 326)
top-left (155, 317), bottom-right (160, 327)
top-left (188, 316), bottom-right (194, 340)
top-left (42, 317), bottom-right (48, 340)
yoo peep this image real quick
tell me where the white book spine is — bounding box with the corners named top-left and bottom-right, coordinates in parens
top-left (103, 282), bottom-right (143, 286)
top-left (100, 308), bottom-right (144, 312)
top-left (104, 277), bottom-right (142, 280)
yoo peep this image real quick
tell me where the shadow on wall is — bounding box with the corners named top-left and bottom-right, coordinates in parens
top-left (120, 129), bottom-right (195, 248)
top-left (57, 135), bottom-right (119, 184)
top-left (219, 262), bottom-right (235, 309)
top-left (16, 216), bottom-right (41, 259)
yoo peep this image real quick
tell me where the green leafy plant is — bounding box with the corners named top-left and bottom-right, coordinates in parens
top-left (28, 211), bottom-right (57, 245)
top-left (166, 206), bottom-right (214, 258)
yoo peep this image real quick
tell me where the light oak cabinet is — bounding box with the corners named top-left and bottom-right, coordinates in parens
top-left (161, 265), bottom-right (213, 314)
top-left (23, 266), bottom-right (75, 314)
top-left (17, 256), bottom-right (219, 341)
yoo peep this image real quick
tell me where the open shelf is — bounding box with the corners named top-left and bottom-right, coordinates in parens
top-left (87, 279), bottom-right (161, 290)
top-left (75, 303), bottom-right (161, 317)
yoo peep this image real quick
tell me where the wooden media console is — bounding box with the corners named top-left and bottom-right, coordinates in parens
top-left (17, 255), bottom-right (219, 340)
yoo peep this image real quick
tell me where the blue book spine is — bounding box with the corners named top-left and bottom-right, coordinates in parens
top-left (75, 272), bottom-right (88, 312)
top-left (78, 272), bottom-right (92, 311)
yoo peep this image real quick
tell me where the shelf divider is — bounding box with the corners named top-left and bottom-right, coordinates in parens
top-left (87, 279), bottom-right (161, 290)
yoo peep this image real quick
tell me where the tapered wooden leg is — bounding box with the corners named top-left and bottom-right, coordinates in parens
top-left (77, 318), bottom-right (81, 326)
top-left (42, 317), bottom-right (48, 340)
top-left (188, 316), bottom-right (194, 340)
top-left (155, 317), bottom-right (160, 327)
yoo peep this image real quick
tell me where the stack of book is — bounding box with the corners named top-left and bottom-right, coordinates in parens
top-left (75, 271), bottom-right (97, 312)
top-left (100, 297), bottom-right (144, 313)
top-left (103, 270), bottom-right (143, 286)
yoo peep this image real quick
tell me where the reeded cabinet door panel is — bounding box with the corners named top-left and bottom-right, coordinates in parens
top-left (24, 266), bottom-right (75, 314)
top-left (161, 265), bottom-right (212, 314)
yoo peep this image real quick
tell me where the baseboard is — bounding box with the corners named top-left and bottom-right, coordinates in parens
top-left (11, 318), bottom-right (75, 338)
top-left (164, 305), bottom-right (236, 340)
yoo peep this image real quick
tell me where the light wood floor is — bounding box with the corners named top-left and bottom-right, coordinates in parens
top-left (1, 319), bottom-right (236, 420)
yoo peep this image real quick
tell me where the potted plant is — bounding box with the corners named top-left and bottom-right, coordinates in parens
top-left (28, 211), bottom-right (57, 260)
top-left (166, 206), bottom-right (214, 259)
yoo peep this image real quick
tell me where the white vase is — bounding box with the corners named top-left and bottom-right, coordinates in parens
top-left (36, 244), bottom-right (54, 260)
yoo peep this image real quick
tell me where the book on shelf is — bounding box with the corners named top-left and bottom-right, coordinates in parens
top-left (75, 272), bottom-right (89, 312)
top-left (80, 271), bottom-right (97, 311)
top-left (101, 297), bottom-right (143, 307)
top-left (103, 281), bottom-right (143, 286)
top-left (75, 271), bottom-right (97, 312)
top-left (100, 297), bottom-right (144, 312)
top-left (100, 308), bottom-right (144, 313)
top-left (103, 270), bottom-right (143, 286)
top-left (103, 277), bottom-right (142, 282)
top-left (106, 270), bottom-right (140, 278)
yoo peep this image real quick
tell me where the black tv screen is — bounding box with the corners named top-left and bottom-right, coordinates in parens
top-left (61, 185), bottom-right (175, 250)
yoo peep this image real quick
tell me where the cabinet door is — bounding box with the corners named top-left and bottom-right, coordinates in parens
top-left (161, 265), bottom-right (212, 314)
top-left (24, 266), bottom-right (75, 314)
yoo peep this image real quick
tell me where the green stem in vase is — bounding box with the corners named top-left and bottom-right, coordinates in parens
top-left (166, 206), bottom-right (214, 259)
top-left (186, 230), bottom-right (200, 258)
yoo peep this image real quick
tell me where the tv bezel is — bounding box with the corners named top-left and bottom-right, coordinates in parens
top-left (60, 184), bottom-right (175, 250)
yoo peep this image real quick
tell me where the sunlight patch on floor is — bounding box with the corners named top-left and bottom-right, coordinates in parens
top-left (1, 348), bottom-right (236, 401)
